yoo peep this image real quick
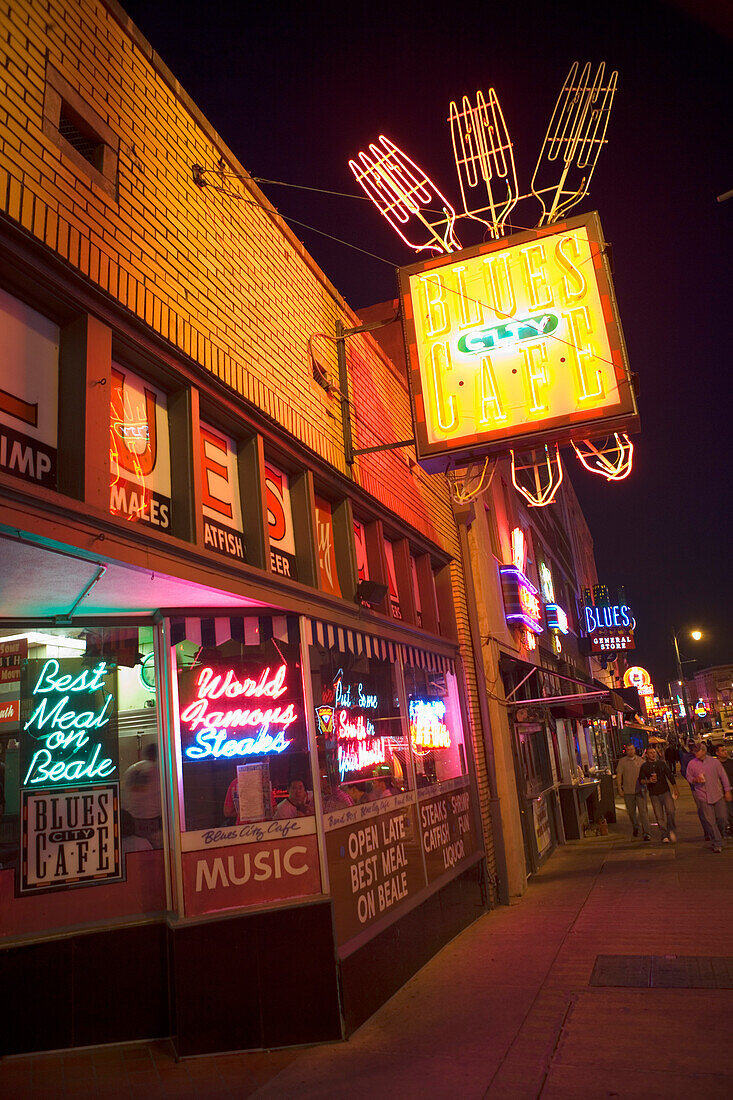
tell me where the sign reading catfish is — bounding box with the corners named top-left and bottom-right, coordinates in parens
top-left (20, 658), bottom-right (119, 789)
top-left (399, 212), bottom-right (638, 471)
top-left (178, 657), bottom-right (308, 761)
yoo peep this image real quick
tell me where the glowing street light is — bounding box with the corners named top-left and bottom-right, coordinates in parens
top-left (672, 628), bottom-right (703, 738)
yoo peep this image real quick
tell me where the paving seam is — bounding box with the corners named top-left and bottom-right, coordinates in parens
top-left (482, 848), bottom-right (608, 1098)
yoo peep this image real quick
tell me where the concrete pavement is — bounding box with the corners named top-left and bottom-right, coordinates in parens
top-left (2, 782), bottom-right (731, 1098)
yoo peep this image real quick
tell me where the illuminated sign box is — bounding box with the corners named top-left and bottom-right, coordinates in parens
top-left (500, 567), bottom-right (543, 635)
top-left (178, 659), bottom-right (308, 762)
top-left (398, 212), bottom-right (638, 471)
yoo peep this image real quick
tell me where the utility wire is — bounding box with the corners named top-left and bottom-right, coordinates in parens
top-left (198, 172), bottom-right (396, 266)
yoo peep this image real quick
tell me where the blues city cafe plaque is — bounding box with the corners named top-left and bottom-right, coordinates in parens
top-left (20, 784), bottom-right (123, 894)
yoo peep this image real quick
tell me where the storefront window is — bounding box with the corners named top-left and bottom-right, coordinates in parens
top-left (309, 640), bottom-right (409, 805)
top-left (173, 614), bottom-right (322, 918)
top-left (0, 625), bottom-right (165, 940)
top-left (403, 665), bottom-right (467, 787)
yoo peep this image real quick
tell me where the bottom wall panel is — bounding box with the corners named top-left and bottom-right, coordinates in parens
top-left (0, 868), bottom-right (487, 1057)
top-left (339, 861), bottom-right (486, 1034)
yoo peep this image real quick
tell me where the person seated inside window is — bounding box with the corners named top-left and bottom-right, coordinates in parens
top-left (321, 777), bottom-right (354, 812)
top-left (273, 778), bottom-right (315, 819)
top-left (365, 775), bottom-right (398, 801)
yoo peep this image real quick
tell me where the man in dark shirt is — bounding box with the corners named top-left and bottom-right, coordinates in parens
top-left (639, 746), bottom-right (678, 843)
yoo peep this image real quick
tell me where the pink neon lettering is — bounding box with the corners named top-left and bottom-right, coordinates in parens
top-left (196, 664), bottom-right (288, 701)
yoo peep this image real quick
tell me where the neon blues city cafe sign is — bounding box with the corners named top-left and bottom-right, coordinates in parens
top-left (315, 670), bottom-right (386, 779)
top-left (409, 699), bottom-right (451, 752)
top-left (179, 663), bottom-right (303, 761)
top-left (21, 659), bottom-right (118, 788)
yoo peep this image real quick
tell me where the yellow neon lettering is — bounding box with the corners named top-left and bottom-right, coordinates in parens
top-left (563, 306), bottom-right (603, 400)
top-left (427, 342), bottom-right (456, 431)
top-left (452, 265), bottom-right (482, 328)
top-left (520, 343), bottom-right (550, 413)
top-left (520, 244), bottom-right (553, 310)
top-left (555, 234), bottom-right (587, 303)
top-left (478, 356), bottom-right (506, 423)
top-left (420, 275), bottom-right (449, 336)
top-left (483, 255), bottom-right (516, 320)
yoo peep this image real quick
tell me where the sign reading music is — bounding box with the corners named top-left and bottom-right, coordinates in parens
top-left (398, 212), bottom-right (638, 471)
top-left (178, 659), bottom-right (308, 761)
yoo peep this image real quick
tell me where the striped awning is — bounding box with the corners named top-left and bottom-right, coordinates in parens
top-left (306, 618), bottom-right (454, 674)
top-left (168, 613), bottom-right (300, 649)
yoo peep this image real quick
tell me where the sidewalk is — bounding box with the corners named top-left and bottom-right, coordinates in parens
top-left (2, 783), bottom-right (731, 1098)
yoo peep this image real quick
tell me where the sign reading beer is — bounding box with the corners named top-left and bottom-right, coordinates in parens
top-left (398, 213), bottom-right (638, 471)
top-left (110, 364), bottom-right (171, 529)
top-left (265, 462), bottom-right (298, 579)
top-left (178, 658), bottom-right (308, 761)
top-left (20, 658), bottom-right (119, 790)
top-left (419, 781), bottom-right (477, 883)
top-left (20, 784), bottom-right (123, 894)
top-left (0, 287), bottom-right (59, 489)
top-left (199, 421), bottom-right (245, 561)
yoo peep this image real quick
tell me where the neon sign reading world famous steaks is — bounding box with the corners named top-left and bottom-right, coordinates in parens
top-left (179, 664), bottom-right (301, 760)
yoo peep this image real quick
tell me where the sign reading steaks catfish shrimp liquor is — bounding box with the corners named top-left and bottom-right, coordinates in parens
top-left (399, 212), bottom-right (638, 471)
top-left (419, 781), bottom-right (478, 883)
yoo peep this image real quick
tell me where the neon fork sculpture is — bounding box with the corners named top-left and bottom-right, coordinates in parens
top-left (449, 89), bottom-right (518, 239)
top-left (349, 66), bottom-right (631, 504)
top-left (530, 61), bottom-right (618, 226)
top-left (571, 433), bottom-right (633, 481)
top-left (349, 136), bottom-right (461, 254)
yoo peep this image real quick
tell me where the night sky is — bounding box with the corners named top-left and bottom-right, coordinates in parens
top-left (120, 0), bottom-right (732, 689)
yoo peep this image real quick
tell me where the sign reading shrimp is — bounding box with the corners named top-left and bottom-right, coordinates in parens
top-left (399, 212), bottom-right (638, 471)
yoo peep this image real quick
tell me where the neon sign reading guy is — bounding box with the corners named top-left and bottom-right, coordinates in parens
top-left (179, 664), bottom-right (301, 760)
top-left (21, 659), bottom-right (118, 788)
top-left (409, 699), bottom-right (451, 752)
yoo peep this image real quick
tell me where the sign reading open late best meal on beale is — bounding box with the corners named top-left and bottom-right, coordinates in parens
top-left (18, 657), bottom-right (123, 894)
top-left (399, 212), bottom-right (638, 471)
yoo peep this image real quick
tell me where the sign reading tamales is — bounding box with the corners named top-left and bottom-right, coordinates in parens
top-left (399, 213), bottom-right (638, 471)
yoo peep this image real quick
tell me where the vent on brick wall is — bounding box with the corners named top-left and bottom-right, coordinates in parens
top-left (58, 106), bottom-right (103, 169)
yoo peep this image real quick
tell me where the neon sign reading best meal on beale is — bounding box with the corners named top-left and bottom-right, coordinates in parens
top-left (178, 661), bottom-right (306, 760)
top-left (21, 659), bottom-right (119, 789)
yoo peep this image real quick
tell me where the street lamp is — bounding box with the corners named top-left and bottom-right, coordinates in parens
top-left (672, 628), bottom-right (702, 739)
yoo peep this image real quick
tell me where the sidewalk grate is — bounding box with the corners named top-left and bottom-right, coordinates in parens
top-left (590, 955), bottom-right (733, 989)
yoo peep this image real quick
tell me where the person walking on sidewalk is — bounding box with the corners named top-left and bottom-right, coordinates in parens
top-left (686, 743), bottom-right (732, 853)
top-left (714, 745), bottom-right (733, 836)
top-left (639, 746), bottom-right (678, 843)
top-left (616, 743), bottom-right (650, 840)
top-left (682, 741), bottom-right (715, 841)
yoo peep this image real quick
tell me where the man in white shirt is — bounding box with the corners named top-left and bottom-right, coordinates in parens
top-left (615, 743), bottom-right (650, 840)
top-left (686, 743), bottom-right (732, 853)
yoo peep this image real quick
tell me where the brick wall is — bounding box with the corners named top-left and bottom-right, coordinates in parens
top-left (0, 0), bottom-right (497, 888)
